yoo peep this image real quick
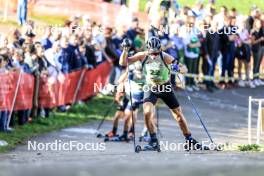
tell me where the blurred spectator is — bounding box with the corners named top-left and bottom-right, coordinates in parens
top-left (204, 20), bottom-right (220, 91)
top-left (192, 1), bottom-right (205, 20)
top-left (213, 6), bottom-right (228, 30)
top-left (12, 49), bottom-right (32, 125)
top-left (34, 44), bottom-right (50, 118)
top-left (69, 34), bottom-right (85, 70)
top-left (251, 18), bottom-right (264, 86)
top-left (17, 0), bottom-right (28, 25)
top-left (0, 55), bottom-right (9, 132)
top-left (57, 36), bottom-right (72, 74)
top-left (126, 17), bottom-right (141, 48)
top-left (246, 7), bottom-right (260, 31)
top-left (41, 27), bottom-right (53, 50)
top-left (9, 29), bottom-right (24, 49)
top-left (236, 19), bottom-right (254, 88)
top-left (56, 36), bottom-right (72, 112)
top-left (104, 27), bottom-right (120, 85)
top-left (83, 30), bottom-right (97, 68)
top-left (181, 15), bottom-right (201, 91)
top-left (218, 16), bottom-right (238, 88)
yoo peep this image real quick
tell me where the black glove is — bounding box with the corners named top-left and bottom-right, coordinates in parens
top-left (121, 38), bottom-right (132, 49)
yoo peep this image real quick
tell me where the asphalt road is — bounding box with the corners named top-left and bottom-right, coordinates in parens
top-left (0, 86), bottom-right (264, 176)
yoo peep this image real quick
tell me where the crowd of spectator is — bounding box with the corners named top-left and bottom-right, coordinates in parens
top-left (0, 0), bottom-right (263, 132)
top-left (145, 0), bottom-right (264, 92)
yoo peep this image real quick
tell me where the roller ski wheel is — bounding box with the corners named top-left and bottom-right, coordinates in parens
top-left (104, 135), bottom-right (120, 142)
top-left (135, 145), bottom-right (142, 153)
top-left (96, 133), bottom-right (103, 138)
top-left (138, 138), bottom-right (161, 152)
top-left (143, 144), bottom-right (161, 152)
top-left (135, 145), bottom-right (160, 153)
top-left (201, 143), bottom-right (224, 151)
top-left (215, 144), bottom-right (224, 151)
top-left (104, 135), bottom-right (110, 142)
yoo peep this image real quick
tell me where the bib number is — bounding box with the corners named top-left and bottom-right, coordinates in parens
top-left (150, 70), bottom-right (160, 76)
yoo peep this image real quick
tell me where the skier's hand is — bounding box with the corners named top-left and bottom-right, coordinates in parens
top-left (171, 63), bottom-right (188, 74)
top-left (178, 63), bottom-right (188, 74)
top-left (121, 38), bottom-right (132, 51)
top-left (171, 63), bottom-right (180, 72)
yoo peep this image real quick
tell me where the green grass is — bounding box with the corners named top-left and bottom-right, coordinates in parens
top-left (238, 144), bottom-right (261, 151)
top-left (0, 18), bottom-right (20, 28)
top-left (139, 0), bottom-right (148, 12)
top-left (138, 0), bottom-right (264, 14)
top-left (0, 95), bottom-right (115, 153)
top-left (30, 13), bottom-right (68, 26)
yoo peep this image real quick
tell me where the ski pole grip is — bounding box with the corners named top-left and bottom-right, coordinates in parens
top-left (171, 64), bottom-right (180, 72)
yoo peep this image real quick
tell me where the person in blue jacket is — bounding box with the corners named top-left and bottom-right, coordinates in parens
top-left (55, 37), bottom-right (74, 112)
top-left (56, 36), bottom-right (73, 74)
top-left (17, 0), bottom-right (28, 26)
top-left (68, 35), bottom-right (88, 71)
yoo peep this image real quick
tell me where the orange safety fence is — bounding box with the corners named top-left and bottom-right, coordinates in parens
top-left (0, 62), bottom-right (111, 111)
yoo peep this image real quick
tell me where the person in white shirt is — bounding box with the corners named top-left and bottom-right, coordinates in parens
top-left (180, 15), bottom-right (201, 92)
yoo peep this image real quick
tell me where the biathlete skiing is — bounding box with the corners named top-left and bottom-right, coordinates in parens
top-left (119, 36), bottom-right (203, 151)
top-left (104, 60), bottom-right (152, 142)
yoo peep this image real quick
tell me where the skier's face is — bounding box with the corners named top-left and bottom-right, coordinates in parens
top-left (148, 50), bottom-right (160, 58)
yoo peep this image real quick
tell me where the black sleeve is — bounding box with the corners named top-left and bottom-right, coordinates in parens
top-left (218, 28), bottom-right (229, 50)
top-left (246, 16), bottom-right (254, 31)
top-left (85, 45), bottom-right (97, 68)
top-left (203, 34), bottom-right (209, 56)
top-left (105, 39), bottom-right (119, 60)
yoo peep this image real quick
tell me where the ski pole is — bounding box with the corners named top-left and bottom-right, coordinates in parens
top-left (127, 70), bottom-right (137, 152)
top-left (176, 74), bottom-right (214, 143)
top-left (96, 101), bottom-right (115, 131)
top-left (7, 69), bottom-right (23, 128)
top-left (72, 68), bottom-right (86, 105)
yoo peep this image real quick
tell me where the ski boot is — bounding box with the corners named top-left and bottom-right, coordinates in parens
top-left (139, 134), bottom-right (151, 142)
top-left (104, 131), bottom-right (118, 142)
top-left (116, 133), bottom-right (130, 142)
top-left (128, 132), bottom-right (135, 141)
top-left (184, 136), bottom-right (209, 151)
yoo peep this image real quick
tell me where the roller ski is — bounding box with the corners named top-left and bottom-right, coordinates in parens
top-left (104, 132), bottom-right (130, 142)
top-left (135, 138), bottom-right (161, 153)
